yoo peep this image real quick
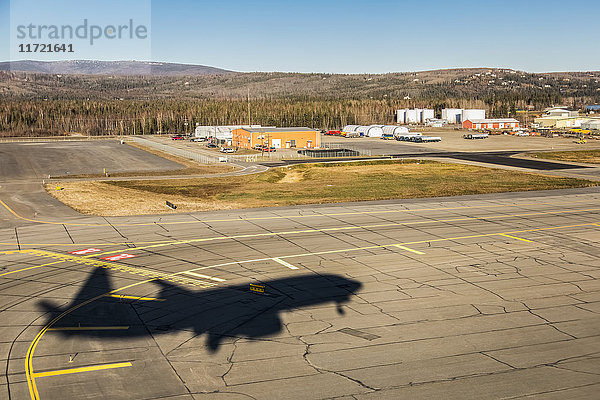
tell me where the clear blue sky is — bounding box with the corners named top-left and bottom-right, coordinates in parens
top-left (1, 0), bottom-right (599, 73)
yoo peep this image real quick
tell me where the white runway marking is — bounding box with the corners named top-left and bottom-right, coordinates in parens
top-left (184, 271), bottom-right (226, 282)
top-left (272, 257), bottom-right (300, 270)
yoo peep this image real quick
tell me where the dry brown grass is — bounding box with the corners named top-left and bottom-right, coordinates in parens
top-left (529, 150), bottom-right (600, 165)
top-left (46, 160), bottom-right (596, 216)
top-left (47, 181), bottom-right (244, 215)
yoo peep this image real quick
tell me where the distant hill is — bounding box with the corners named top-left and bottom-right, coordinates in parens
top-left (0, 62), bottom-right (598, 104)
top-left (0, 60), bottom-right (232, 76)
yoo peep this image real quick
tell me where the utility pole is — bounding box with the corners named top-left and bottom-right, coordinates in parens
top-left (247, 88), bottom-right (251, 126)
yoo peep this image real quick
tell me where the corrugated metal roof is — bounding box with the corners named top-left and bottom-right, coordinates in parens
top-left (469, 119), bottom-right (519, 123)
top-left (236, 127), bottom-right (319, 133)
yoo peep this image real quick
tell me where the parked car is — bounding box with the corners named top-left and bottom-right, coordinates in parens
top-left (463, 133), bottom-right (488, 139)
top-left (381, 134), bottom-right (394, 140)
top-left (220, 147), bottom-right (235, 153)
top-left (260, 146), bottom-right (276, 152)
top-left (190, 137), bottom-right (206, 142)
top-left (206, 143), bottom-right (217, 148)
top-left (171, 135), bottom-right (185, 140)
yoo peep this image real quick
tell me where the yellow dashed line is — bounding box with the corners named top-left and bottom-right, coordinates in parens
top-left (89, 207), bottom-right (600, 258)
top-left (0, 260), bottom-right (64, 277)
top-left (500, 234), bottom-right (534, 243)
top-left (106, 294), bottom-right (164, 301)
top-left (33, 362), bottom-right (132, 378)
top-left (15, 249), bottom-right (216, 288)
top-left (47, 326), bottom-right (130, 331)
top-left (393, 244), bottom-right (425, 255)
top-left (0, 196), bottom-right (594, 228)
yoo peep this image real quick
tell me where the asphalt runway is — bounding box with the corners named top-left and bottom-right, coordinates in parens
top-left (0, 141), bottom-right (182, 180)
top-left (1, 186), bottom-right (599, 399)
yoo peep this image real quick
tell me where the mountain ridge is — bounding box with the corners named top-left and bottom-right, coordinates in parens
top-left (0, 60), bottom-right (231, 76)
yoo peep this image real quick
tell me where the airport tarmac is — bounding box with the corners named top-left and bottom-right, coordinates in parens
top-left (1, 139), bottom-right (599, 399)
top-left (1, 185), bottom-right (599, 399)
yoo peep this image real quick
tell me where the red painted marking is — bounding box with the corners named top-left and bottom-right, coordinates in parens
top-left (101, 254), bottom-right (136, 261)
top-left (69, 248), bottom-right (102, 255)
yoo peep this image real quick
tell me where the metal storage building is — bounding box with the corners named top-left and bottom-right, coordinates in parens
top-left (462, 109), bottom-right (486, 122)
top-left (232, 127), bottom-right (320, 149)
top-left (442, 108), bottom-right (463, 124)
top-left (396, 110), bottom-right (406, 124)
top-left (555, 118), bottom-right (587, 129)
top-left (342, 125), bottom-right (361, 133)
top-left (194, 125), bottom-right (264, 141)
top-left (421, 109), bottom-right (435, 122)
top-left (357, 125), bottom-right (384, 137)
top-left (382, 125), bottom-right (409, 135)
top-left (581, 119), bottom-right (600, 130)
top-left (405, 109), bottom-right (419, 124)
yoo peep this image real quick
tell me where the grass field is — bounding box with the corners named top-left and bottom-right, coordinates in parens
top-left (46, 160), bottom-right (596, 216)
top-left (529, 149), bottom-right (600, 165)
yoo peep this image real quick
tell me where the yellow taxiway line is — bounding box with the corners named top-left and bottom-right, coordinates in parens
top-left (85, 207), bottom-right (600, 258)
top-left (180, 221), bottom-right (597, 276)
top-left (500, 234), bottom-right (534, 243)
top-left (46, 326), bottom-right (130, 331)
top-left (26, 279), bottom-right (152, 399)
top-left (0, 196), bottom-right (594, 228)
top-left (107, 294), bottom-right (164, 301)
top-left (32, 362), bottom-right (132, 378)
top-left (0, 260), bottom-right (64, 277)
top-left (1, 205), bottom-right (598, 253)
top-left (393, 244), bottom-right (426, 255)
top-left (20, 218), bottom-right (599, 399)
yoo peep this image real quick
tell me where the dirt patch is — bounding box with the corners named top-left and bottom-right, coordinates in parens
top-left (47, 181), bottom-right (243, 215)
top-left (278, 169), bottom-right (305, 183)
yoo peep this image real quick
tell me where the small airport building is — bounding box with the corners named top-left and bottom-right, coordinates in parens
top-left (463, 118), bottom-right (519, 130)
top-left (534, 116), bottom-right (590, 129)
top-left (232, 127), bottom-right (320, 149)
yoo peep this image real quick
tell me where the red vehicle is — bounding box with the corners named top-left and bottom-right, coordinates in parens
top-left (260, 146), bottom-right (276, 152)
top-left (326, 130), bottom-right (341, 135)
top-left (171, 135), bottom-right (185, 140)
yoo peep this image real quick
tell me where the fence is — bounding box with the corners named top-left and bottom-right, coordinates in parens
top-left (131, 136), bottom-right (221, 164)
top-left (0, 135), bottom-right (125, 143)
top-left (321, 142), bottom-right (373, 156)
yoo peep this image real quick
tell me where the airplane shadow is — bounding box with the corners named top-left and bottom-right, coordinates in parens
top-left (39, 267), bottom-right (362, 351)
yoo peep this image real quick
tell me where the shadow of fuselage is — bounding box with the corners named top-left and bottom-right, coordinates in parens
top-left (39, 267), bottom-right (362, 351)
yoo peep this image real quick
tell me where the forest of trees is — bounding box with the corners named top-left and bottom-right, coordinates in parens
top-left (1, 69), bottom-right (599, 137)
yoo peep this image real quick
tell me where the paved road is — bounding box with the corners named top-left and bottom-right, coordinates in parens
top-left (1, 186), bottom-right (599, 399)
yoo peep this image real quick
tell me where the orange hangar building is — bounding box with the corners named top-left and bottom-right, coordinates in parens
top-left (232, 127), bottom-right (321, 149)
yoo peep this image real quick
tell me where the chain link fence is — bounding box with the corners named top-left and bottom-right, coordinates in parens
top-left (132, 136), bottom-right (221, 164)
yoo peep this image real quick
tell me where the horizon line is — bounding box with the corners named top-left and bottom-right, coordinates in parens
top-left (2, 59), bottom-right (600, 75)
